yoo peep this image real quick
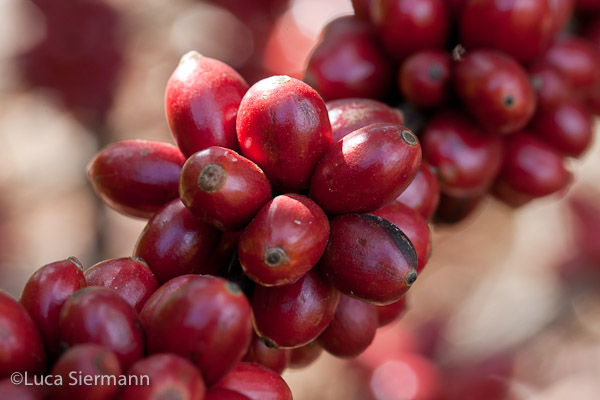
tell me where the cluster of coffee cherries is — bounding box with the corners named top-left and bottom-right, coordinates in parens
top-left (306, 0), bottom-right (600, 219)
top-left (0, 43), bottom-right (434, 398)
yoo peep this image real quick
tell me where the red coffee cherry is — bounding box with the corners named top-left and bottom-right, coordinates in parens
top-left (288, 341), bottom-right (323, 369)
top-left (454, 50), bottom-right (537, 135)
top-left (548, 0), bottom-right (574, 34)
top-left (87, 140), bottom-right (186, 219)
top-left (376, 296), bottom-right (407, 327)
top-left (529, 63), bottom-right (573, 112)
top-left (398, 49), bottom-right (452, 109)
top-left (84, 257), bottom-right (158, 312)
top-left (370, 0), bottom-right (449, 61)
top-left (326, 98), bottom-right (404, 143)
top-left (395, 162), bottom-right (440, 221)
top-left (373, 202), bottom-right (433, 273)
top-left (420, 111), bottom-right (504, 197)
top-left (213, 362), bottom-right (293, 400)
top-left (435, 192), bottom-right (486, 223)
top-left (252, 269), bottom-right (340, 348)
top-left (304, 15), bottom-right (394, 101)
top-left (310, 123), bottom-right (421, 215)
top-left (179, 146), bottom-right (272, 232)
top-left (49, 344), bottom-right (121, 400)
top-left (146, 276), bottom-right (252, 385)
top-left (244, 334), bottom-right (291, 375)
top-left (206, 388), bottom-right (252, 400)
top-left (531, 99), bottom-right (594, 158)
top-left (0, 378), bottom-right (45, 400)
top-left (318, 294), bottom-right (378, 358)
top-left (459, 0), bottom-right (554, 64)
top-left (58, 286), bottom-right (144, 369)
top-left (318, 213), bottom-right (417, 305)
top-left (165, 51), bottom-right (249, 157)
top-left (139, 274), bottom-right (203, 330)
top-left (133, 199), bottom-right (222, 284)
top-left (238, 194), bottom-right (329, 287)
top-left (0, 291), bottom-right (46, 377)
top-left (236, 75), bottom-right (332, 192)
top-left (495, 131), bottom-right (572, 199)
top-left (119, 354), bottom-right (206, 400)
top-left (20, 257), bottom-right (86, 360)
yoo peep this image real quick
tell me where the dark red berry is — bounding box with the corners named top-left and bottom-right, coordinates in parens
top-left (0, 378), bottom-right (45, 400)
top-left (206, 388), bottom-right (252, 400)
top-left (529, 63), bottom-right (573, 112)
top-left (395, 162), bottom-right (440, 221)
top-left (244, 334), bottom-right (291, 375)
top-left (435, 192), bottom-right (486, 223)
top-left (213, 362), bottom-right (293, 400)
top-left (288, 341), bottom-right (323, 369)
top-left (398, 49), bottom-right (452, 108)
top-left (376, 296), bottom-right (407, 327)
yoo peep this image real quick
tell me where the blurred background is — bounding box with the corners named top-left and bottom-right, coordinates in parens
top-left (0, 0), bottom-right (600, 399)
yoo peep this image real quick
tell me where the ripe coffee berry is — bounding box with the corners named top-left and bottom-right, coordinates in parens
top-left (165, 51), bottom-right (249, 156)
top-left (288, 341), bottom-right (323, 369)
top-left (238, 194), bottom-right (329, 287)
top-left (236, 75), bottom-right (332, 192)
top-left (179, 146), bottom-right (272, 232)
top-left (213, 362), bottom-right (293, 400)
top-left (398, 49), bottom-right (452, 109)
top-left (395, 162), bottom-right (440, 221)
top-left (206, 388), bottom-right (252, 400)
top-left (244, 334), bottom-right (291, 375)
top-left (376, 296), bottom-right (407, 327)
top-left (87, 139), bottom-right (186, 219)
top-left (310, 123), bottom-right (421, 215)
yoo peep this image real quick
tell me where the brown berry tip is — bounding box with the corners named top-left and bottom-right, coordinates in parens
top-left (264, 247), bottom-right (289, 268)
top-left (198, 163), bottom-right (226, 193)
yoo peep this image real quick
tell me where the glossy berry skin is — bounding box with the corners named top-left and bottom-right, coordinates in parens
top-left (58, 287), bottom-right (144, 369)
top-left (118, 354), bottom-right (206, 400)
top-left (420, 111), bottom-right (504, 196)
top-left (236, 75), bottom-right (332, 192)
top-left (244, 334), bottom-right (291, 375)
top-left (541, 37), bottom-right (600, 96)
top-left (0, 378), bottom-right (45, 400)
top-left (529, 63), bottom-right (572, 112)
top-left (454, 50), bottom-right (537, 135)
top-left (252, 269), bottom-right (340, 348)
top-left (87, 140), bottom-right (186, 219)
top-left (84, 257), bottom-right (158, 312)
top-left (318, 294), bottom-right (378, 358)
top-left (238, 194), bottom-right (329, 287)
top-left (310, 123), bottom-right (421, 215)
top-left (206, 388), bottom-right (252, 400)
top-left (398, 50), bottom-right (452, 108)
top-left (288, 342), bottom-right (323, 369)
top-left (495, 131), bottom-right (571, 198)
top-left (165, 51), bottom-right (249, 157)
top-left (459, 0), bottom-right (554, 64)
top-left (49, 344), bottom-right (122, 400)
top-left (214, 362), bottom-right (293, 400)
top-left (20, 257), bottom-right (86, 360)
top-left (139, 274), bottom-right (203, 330)
top-left (326, 98), bottom-right (404, 143)
top-left (373, 202), bottom-right (432, 273)
top-left (179, 146), bottom-right (272, 232)
top-left (0, 291), bottom-right (46, 377)
top-left (133, 199), bottom-right (222, 284)
top-left (146, 276), bottom-right (252, 385)
top-left (318, 213), bottom-right (417, 305)
top-left (376, 296), bottom-right (407, 327)
top-left (370, 0), bottom-right (449, 62)
top-left (395, 162), bottom-right (440, 221)
top-left (304, 15), bottom-right (394, 101)
top-left (531, 100), bottom-right (594, 158)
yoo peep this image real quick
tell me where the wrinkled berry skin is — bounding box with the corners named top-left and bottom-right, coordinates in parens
top-left (146, 276), bottom-right (252, 385)
top-left (454, 50), bottom-right (536, 135)
top-left (304, 16), bottom-right (394, 102)
top-left (317, 294), bottom-right (378, 358)
top-left (134, 199), bottom-right (222, 284)
top-left (326, 98), bottom-right (404, 143)
top-left (118, 354), bottom-right (206, 400)
top-left (50, 344), bottom-right (122, 400)
top-left (165, 51), bottom-right (249, 157)
top-left (252, 269), bottom-right (340, 349)
top-left (84, 257), bottom-right (158, 312)
top-left (318, 213), bottom-right (417, 305)
top-left (87, 140), bottom-right (186, 219)
top-left (310, 123), bottom-right (421, 215)
top-left (0, 291), bottom-right (46, 377)
top-left (236, 75), bottom-right (332, 192)
top-left (20, 257), bottom-right (86, 360)
top-left (395, 162), bottom-right (440, 221)
top-left (398, 49), bottom-right (452, 108)
top-left (58, 287), bottom-right (144, 369)
top-left (459, 0), bottom-right (554, 64)
top-left (179, 146), bottom-right (272, 232)
top-left (420, 111), bottom-right (504, 196)
top-left (214, 362), bottom-right (293, 400)
top-left (238, 194), bottom-right (329, 287)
